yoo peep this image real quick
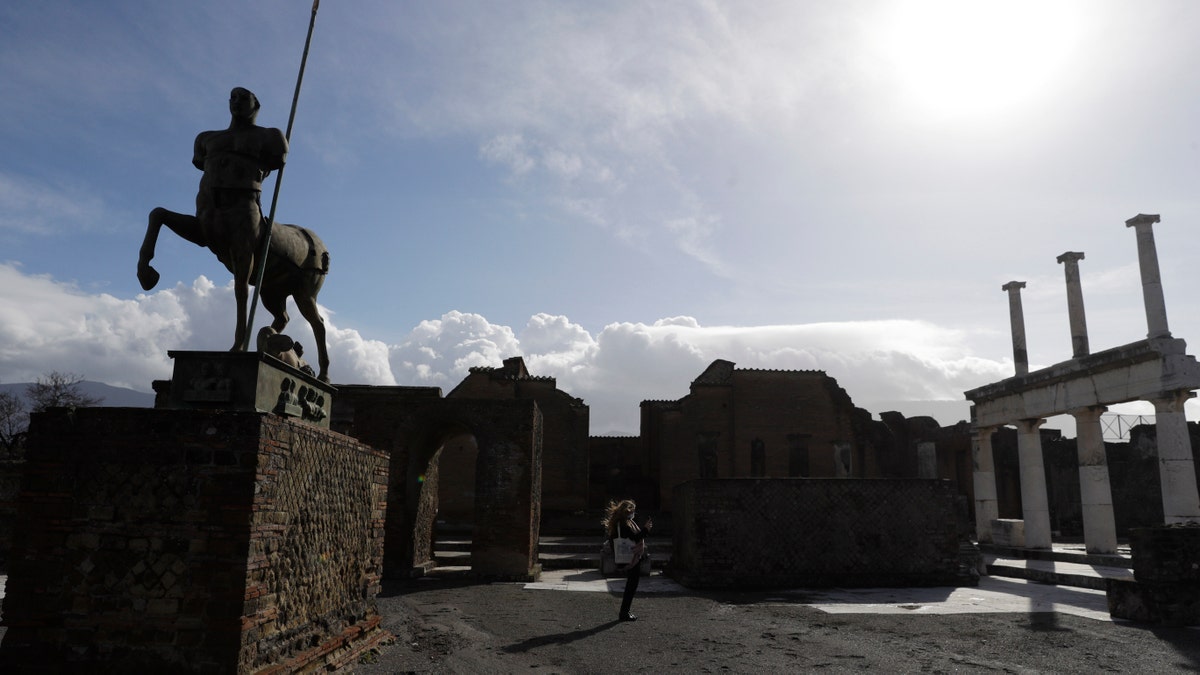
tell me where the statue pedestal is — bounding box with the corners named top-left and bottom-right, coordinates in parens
top-left (0, 407), bottom-right (388, 672)
top-left (165, 350), bottom-right (335, 428)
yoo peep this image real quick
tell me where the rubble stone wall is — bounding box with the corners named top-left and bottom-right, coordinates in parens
top-left (671, 478), bottom-right (966, 589)
top-left (1108, 525), bottom-right (1200, 626)
top-left (0, 408), bottom-right (389, 673)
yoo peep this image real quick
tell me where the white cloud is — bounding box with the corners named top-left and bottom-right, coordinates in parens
top-left (479, 134), bottom-right (536, 176)
top-left (361, 3), bottom-right (852, 276)
top-left (0, 266), bottom-right (1016, 434)
top-left (389, 311), bottom-right (522, 388)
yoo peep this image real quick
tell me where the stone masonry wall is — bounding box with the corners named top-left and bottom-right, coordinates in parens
top-left (0, 408), bottom-right (389, 674)
top-left (1107, 524), bottom-right (1200, 626)
top-left (671, 478), bottom-right (967, 590)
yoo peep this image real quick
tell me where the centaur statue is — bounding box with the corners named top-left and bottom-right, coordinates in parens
top-left (137, 87), bottom-right (331, 381)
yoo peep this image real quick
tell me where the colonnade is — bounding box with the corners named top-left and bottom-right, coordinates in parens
top-left (969, 215), bottom-right (1200, 553)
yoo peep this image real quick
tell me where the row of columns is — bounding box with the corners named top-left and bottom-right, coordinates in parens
top-left (978, 215), bottom-right (1200, 553)
top-left (973, 408), bottom-right (1117, 552)
top-left (975, 392), bottom-right (1199, 553)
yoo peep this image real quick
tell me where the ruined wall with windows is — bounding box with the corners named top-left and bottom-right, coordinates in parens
top-left (636, 360), bottom-right (929, 512)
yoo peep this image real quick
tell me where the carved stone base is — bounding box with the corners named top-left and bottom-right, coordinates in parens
top-left (165, 350), bottom-right (335, 428)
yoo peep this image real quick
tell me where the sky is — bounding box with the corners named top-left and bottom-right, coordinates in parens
top-left (4, 0), bottom-right (1200, 436)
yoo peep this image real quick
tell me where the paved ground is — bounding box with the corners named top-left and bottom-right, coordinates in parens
top-left (3, 562), bottom-right (1197, 673)
top-left (350, 567), bottom-right (1200, 674)
top-left (527, 569), bottom-right (1116, 621)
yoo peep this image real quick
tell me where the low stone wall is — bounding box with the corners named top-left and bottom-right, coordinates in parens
top-left (0, 407), bottom-right (389, 673)
top-left (670, 478), bottom-right (970, 589)
top-left (1107, 524), bottom-right (1200, 626)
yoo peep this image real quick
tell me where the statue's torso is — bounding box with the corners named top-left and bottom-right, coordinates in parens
top-left (195, 126), bottom-right (287, 191)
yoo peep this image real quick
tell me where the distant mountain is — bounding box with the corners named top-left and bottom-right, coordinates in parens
top-left (0, 381), bottom-right (155, 409)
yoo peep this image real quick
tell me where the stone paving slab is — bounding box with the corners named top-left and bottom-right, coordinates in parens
top-left (985, 554), bottom-right (1135, 581)
top-left (523, 569), bottom-right (1122, 622)
top-left (984, 553), bottom-right (1135, 590)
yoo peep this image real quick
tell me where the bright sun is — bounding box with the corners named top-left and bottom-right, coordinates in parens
top-left (875, 0), bottom-right (1083, 121)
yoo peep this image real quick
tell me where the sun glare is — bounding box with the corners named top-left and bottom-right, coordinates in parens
top-left (876, 1), bottom-right (1083, 121)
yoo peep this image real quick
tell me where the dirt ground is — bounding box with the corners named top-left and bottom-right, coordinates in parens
top-left (349, 574), bottom-right (1200, 674)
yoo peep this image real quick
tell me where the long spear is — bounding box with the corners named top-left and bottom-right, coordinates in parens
top-left (243, 0), bottom-right (320, 349)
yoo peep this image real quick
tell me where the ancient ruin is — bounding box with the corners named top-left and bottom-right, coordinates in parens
top-left (594, 359), bottom-right (973, 513)
top-left (331, 383), bottom-right (543, 581)
top-left (966, 215), bottom-right (1200, 554)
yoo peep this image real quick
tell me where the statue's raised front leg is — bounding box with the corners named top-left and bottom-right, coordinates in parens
top-left (139, 207), bottom-right (205, 291)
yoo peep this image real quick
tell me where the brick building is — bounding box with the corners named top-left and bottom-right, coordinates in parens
top-left (587, 359), bottom-right (975, 514)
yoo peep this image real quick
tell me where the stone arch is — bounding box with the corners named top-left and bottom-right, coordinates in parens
top-left (435, 432), bottom-right (478, 530)
top-left (331, 387), bottom-right (543, 581)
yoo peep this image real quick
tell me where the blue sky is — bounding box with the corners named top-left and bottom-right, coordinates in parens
top-left (4, 0), bottom-right (1200, 434)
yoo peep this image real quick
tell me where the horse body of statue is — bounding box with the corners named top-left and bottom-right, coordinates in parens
top-left (137, 87), bottom-right (331, 382)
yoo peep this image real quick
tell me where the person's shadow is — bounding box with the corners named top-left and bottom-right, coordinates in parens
top-left (501, 620), bottom-right (621, 653)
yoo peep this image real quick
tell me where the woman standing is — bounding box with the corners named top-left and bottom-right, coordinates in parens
top-left (603, 499), bottom-right (653, 622)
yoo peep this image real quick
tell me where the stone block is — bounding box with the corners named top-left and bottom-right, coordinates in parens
top-left (991, 518), bottom-right (1026, 547)
top-left (1129, 525), bottom-right (1200, 583)
top-left (1107, 578), bottom-right (1200, 626)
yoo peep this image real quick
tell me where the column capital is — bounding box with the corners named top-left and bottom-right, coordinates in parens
top-left (1069, 405), bottom-right (1108, 422)
top-left (971, 425), bottom-right (998, 440)
top-left (1002, 280), bottom-right (1026, 293)
top-left (1056, 251), bottom-right (1085, 265)
top-left (1125, 213), bottom-right (1161, 228)
top-left (1150, 390), bottom-right (1196, 414)
top-left (1015, 418), bottom-right (1046, 433)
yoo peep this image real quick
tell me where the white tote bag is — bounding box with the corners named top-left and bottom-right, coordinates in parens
top-left (612, 537), bottom-right (636, 565)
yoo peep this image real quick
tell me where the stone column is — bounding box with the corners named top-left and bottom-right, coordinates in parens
top-left (1015, 418), bottom-right (1052, 549)
top-left (972, 428), bottom-right (999, 543)
top-left (917, 441), bottom-right (937, 479)
top-left (1149, 392), bottom-right (1200, 524)
top-left (1056, 251), bottom-right (1090, 358)
top-left (1125, 214), bottom-right (1171, 339)
top-left (1071, 406), bottom-right (1117, 553)
top-left (1002, 281), bottom-right (1029, 375)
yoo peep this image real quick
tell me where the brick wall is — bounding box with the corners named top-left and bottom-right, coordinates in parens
top-left (671, 478), bottom-right (968, 589)
top-left (0, 408), bottom-right (388, 673)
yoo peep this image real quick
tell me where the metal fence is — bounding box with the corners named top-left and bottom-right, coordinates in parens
top-left (1099, 413), bottom-right (1155, 442)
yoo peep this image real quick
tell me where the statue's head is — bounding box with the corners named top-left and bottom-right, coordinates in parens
top-left (229, 87), bottom-right (261, 121)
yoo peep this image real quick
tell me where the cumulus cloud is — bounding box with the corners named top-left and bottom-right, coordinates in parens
top-left (0, 265), bottom-right (1015, 434)
top-left (389, 311), bottom-right (522, 389)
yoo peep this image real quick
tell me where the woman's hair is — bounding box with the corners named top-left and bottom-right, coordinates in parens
top-left (601, 499), bottom-right (636, 538)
